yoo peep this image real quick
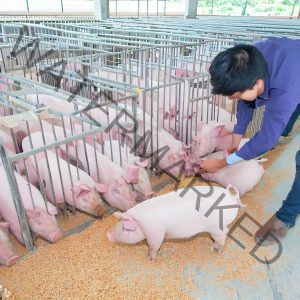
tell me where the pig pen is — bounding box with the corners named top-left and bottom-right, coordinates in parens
top-left (1, 20), bottom-right (299, 298)
top-left (0, 122), bottom-right (299, 299)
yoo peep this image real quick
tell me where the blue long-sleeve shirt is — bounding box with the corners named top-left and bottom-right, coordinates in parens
top-left (233, 37), bottom-right (300, 160)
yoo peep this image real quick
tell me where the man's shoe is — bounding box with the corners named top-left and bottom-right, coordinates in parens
top-left (254, 215), bottom-right (290, 246)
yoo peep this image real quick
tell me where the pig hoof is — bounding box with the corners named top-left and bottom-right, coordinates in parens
top-left (148, 250), bottom-right (158, 261)
top-left (211, 244), bottom-right (223, 253)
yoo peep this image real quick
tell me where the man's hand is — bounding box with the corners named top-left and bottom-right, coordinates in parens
top-left (200, 158), bottom-right (228, 173)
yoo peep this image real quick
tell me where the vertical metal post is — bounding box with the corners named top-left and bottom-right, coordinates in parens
top-left (242, 0), bottom-right (249, 16)
top-left (185, 0), bottom-right (198, 19)
top-left (147, 0), bottom-right (149, 18)
top-left (61, 0), bottom-right (64, 13)
top-left (94, 0), bottom-right (110, 20)
top-left (25, 0), bottom-right (30, 12)
top-left (290, 0), bottom-right (299, 17)
top-left (0, 139), bottom-right (34, 251)
top-left (132, 96), bottom-right (138, 155)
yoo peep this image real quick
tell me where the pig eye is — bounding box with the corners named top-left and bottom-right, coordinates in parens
top-left (114, 188), bottom-right (120, 194)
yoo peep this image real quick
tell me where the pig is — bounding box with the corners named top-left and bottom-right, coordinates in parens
top-left (190, 121), bottom-right (235, 160)
top-left (0, 222), bottom-right (19, 267)
top-left (114, 105), bottom-right (191, 179)
top-left (199, 151), bottom-right (266, 197)
top-left (0, 166), bottom-right (62, 245)
top-left (24, 93), bottom-right (121, 143)
top-left (21, 134), bottom-right (108, 217)
top-left (22, 132), bottom-right (137, 212)
top-left (125, 127), bottom-right (190, 179)
top-left (102, 140), bottom-right (148, 167)
top-left (107, 184), bottom-right (243, 260)
top-left (175, 69), bottom-right (200, 78)
top-left (63, 139), bottom-right (139, 211)
top-left (103, 140), bottom-right (153, 200)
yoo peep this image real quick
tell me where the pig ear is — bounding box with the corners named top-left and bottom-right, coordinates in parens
top-left (124, 166), bottom-right (139, 184)
top-left (73, 184), bottom-right (90, 198)
top-left (122, 218), bottom-right (137, 231)
top-left (56, 147), bottom-right (68, 161)
top-left (113, 213), bottom-right (137, 231)
top-left (0, 222), bottom-right (10, 229)
top-left (211, 125), bottom-right (225, 137)
top-left (25, 209), bottom-right (41, 218)
top-left (94, 183), bottom-right (108, 194)
top-left (133, 157), bottom-right (148, 168)
top-left (219, 128), bottom-right (232, 137)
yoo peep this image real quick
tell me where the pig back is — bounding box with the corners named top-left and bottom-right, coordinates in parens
top-left (127, 185), bottom-right (240, 238)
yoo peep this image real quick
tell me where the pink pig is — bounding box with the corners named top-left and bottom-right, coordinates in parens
top-left (108, 184), bottom-right (243, 260)
top-left (21, 134), bottom-right (108, 217)
top-left (200, 151), bottom-right (265, 197)
top-left (0, 166), bottom-right (62, 245)
top-left (65, 139), bottom-right (138, 211)
top-left (24, 93), bottom-right (121, 143)
top-left (190, 121), bottom-right (234, 160)
top-left (0, 222), bottom-right (19, 267)
top-left (103, 140), bottom-right (153, 200)
top-left (23, 132), bottom-right (137, 212)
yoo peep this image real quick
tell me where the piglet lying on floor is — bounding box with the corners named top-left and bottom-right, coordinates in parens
top-left (107, 185), bottom-right (243, 261)
top-left (197, 150), bottom-right (266, 197)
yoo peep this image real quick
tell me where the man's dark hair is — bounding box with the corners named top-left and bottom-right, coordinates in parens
top-left (209, 44), bottom-right (268, 96)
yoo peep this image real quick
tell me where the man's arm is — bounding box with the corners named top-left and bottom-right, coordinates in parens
top-left (233, 100), bottom-right (255, 135)
top-left (200, 100), bottom-right (254, 172)
top-left (225, 100), bottom-right (254, 165)
top-left (236, 105), bottom-right (294, 160)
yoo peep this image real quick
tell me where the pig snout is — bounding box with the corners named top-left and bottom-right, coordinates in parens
top-left (145, 192), bottom-right (154, 200)
top-left (50, 232), bottom-right (62, 243)
top-left (93, 203), bottom-right (108, 217)
top-left (128, 201), bottom-right (137, 209)
top-left (5, 255), bottom-right (19, 267)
